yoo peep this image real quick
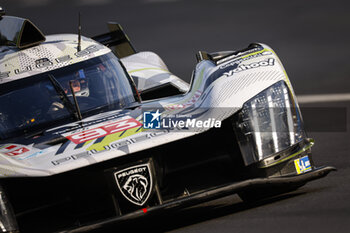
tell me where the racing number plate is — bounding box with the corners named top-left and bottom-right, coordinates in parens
top-left (65, 117), bottom-right (142, 144)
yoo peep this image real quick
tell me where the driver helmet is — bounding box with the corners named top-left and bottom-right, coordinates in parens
top-left (61, 69), bottom-right (89, 97)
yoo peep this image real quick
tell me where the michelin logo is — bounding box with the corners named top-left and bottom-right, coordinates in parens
top-left (223, 58), bottom-right (275, 77)
top-left (294, 156), bottom-right (312, 174)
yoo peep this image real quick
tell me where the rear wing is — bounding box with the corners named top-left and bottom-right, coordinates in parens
top-left (92, 22), bottom-right (136, 58)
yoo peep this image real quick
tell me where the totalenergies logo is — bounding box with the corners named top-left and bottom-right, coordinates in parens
top-left (0, 144), bottom-right (29, 157)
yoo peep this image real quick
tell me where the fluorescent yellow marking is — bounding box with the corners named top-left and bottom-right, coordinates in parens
top-left (294, 159), bottom-right (302, 174)
top-left (260, 139), bottom-right (314, 168)
top-left (242, 47), bottom-right (296, 104)
top-left (264, 48), bottom-right (294, 94)
top-left (193, 68), bottom-right (205, 90)
top-left (241, 48), bottom-right (268, 59)
top-left (86, 127), bottom-right (145, 152)
top-left (128, 67), bottom-right (169, 74)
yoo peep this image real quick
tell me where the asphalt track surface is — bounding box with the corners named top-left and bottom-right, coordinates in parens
top-left (3, 0), bottom-right (350, 232)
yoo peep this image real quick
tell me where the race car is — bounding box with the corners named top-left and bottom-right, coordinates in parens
top-left (0, 8), bottom-right (335, 233)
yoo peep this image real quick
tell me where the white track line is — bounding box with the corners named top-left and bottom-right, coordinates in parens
top-left (297, 93), bottom-right (350, 104)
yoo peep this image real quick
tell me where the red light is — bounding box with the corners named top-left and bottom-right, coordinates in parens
top-left (142, 208), bottom-right (147, 213)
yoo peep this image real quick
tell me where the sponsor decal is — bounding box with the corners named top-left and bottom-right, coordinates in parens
top-left (1, 44), bottom-right (104, 80)
top-left (222, 58), bottom-right (275, 77)
top-left (75, 45), bottom-right (101, 57)
top-left (0, 144), bottom-right (30, 157)
top-left (165, 90), bottom-right (202, 110)
top-left (65, 117), bottom-right (142, 144)
top-left (52, 112), bottom-right (129, 135)
top-left (35, 58), bottom-right (53, 69)
top-left (55, 55), bottom-right (72, 63)
top-left (87, 129), bottom-right (168, 153)
top-left (14, 66), bottom-right (32, 75)
top-left (51, 151), bottom-right (92, 166)
top-left (5, 147), bottom-right (29, 156)
top-left (20, 149), bottom-right (46, 160)
top-left (216, 47), bottom-right (263, 65)
top-left (4, 145), bottom-right (16, 150)
top-left (114, 164), bottom-right (153, 206)
top-left (0, 144), bottom-right (47, 160)
top-left (294, 156), bottom-right (312, 174)
top-left (0, 71), bottom-right (10, 78)
top-left (219, 50), bottom-right (273, 69)
top-left (51, 130), bottom-right (168, 166)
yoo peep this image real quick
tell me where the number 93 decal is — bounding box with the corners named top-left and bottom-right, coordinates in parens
top-left (65, 117), bottom-right (142, 144)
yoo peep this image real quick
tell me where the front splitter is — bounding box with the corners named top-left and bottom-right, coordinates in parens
top-left (60, 166), bottom-right (335, 233)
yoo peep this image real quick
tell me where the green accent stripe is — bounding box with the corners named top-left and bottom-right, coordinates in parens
top-left (241, 48), bottom-right (268, 58)
top-left (128, 67), bottom-right (169, 74)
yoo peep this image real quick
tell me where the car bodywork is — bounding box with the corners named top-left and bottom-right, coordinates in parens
top-left (0, 11), bottom-right (335, 233)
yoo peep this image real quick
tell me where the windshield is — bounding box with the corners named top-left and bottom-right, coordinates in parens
top-left (0, 52), bottom-right (137, 139)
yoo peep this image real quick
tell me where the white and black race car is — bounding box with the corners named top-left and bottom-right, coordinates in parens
top-left (0, 8), bottom-right (335, 233)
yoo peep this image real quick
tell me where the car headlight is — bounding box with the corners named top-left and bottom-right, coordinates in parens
top-left (234, 80), bottom-right (306, 166)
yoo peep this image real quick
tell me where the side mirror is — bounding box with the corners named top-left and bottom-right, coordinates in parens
top-left (0, 15), bottom-right (46, 49)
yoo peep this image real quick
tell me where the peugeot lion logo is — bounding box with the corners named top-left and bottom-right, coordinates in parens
top-left (123, 174), bottom-right (148, 202)
top-left (115, 164), bottom-right (153, 206)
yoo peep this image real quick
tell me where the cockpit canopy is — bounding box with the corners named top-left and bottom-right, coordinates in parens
top-left (0, 52), bottom-right (137, 139)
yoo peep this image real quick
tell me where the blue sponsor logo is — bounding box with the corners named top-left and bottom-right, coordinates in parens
top-left (294, 156), bottom-right (312, 174)
top-left (143, 110), bottom-right (161, 129)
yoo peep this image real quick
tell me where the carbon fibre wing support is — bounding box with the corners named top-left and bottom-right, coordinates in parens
top-left (92, 22), bottom-right (136, 58)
